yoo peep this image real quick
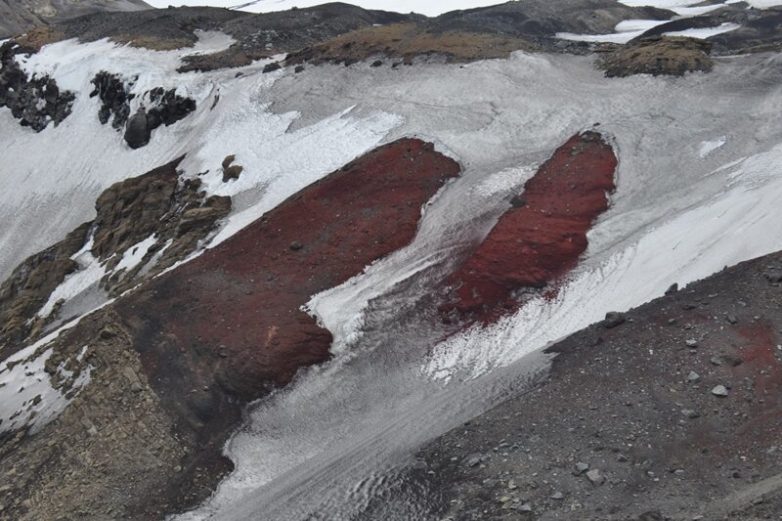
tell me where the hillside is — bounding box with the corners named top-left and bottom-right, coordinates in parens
top-left (0, 1), bottom-right (781, 520)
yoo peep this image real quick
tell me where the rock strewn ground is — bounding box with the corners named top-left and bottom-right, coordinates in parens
top-left (442, 131), bottom-right (617, 321)
top-left (418, 252), bottom-right (782, 521)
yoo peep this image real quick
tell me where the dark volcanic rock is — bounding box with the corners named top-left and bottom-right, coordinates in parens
top-left (599, 36), bottom-right (713, 77)
top-left (123, 88), bottom-right (196, 148)
top-left (0, 41), bottom-right (75, 131)
top-left (123, 107), bottom-right (150, 148)
top-left (90, 71), bottom-right (135, 129)
top-left (442, 131), bottom-right (617, 320)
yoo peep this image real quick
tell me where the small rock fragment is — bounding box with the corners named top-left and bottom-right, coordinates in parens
top-left (687, 371), bottom-right (701, 383)
top-left (711, 385), bottom-right (729, 397)
top-left (586, 469), bottom-right (605, 485)
top-left (685, 338), bottom-right (698, 348)
top-left (603, 312), bottom-right (626, 329)
top-left (574, 462), bottom-right (590, 475)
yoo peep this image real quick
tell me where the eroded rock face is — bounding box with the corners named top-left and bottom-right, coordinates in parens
top-left (0, 41), bottom-right (75, 131)
top-left (599, 36), bottom-right (713, 78)
top-left (0, 223), bottom-right (90, 350)
top-left (442, 131), bottom-right (617, 321)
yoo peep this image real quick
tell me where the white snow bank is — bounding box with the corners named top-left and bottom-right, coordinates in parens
top-left (114, 235), bottom-right (158, 274)
top-left (665, 22), bottom-right (741, 39)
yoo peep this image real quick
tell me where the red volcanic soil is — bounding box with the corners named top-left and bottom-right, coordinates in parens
top-left (442, 131), bottom-right (617, 320)
top-left (119, 138), bottom-right (459, 425)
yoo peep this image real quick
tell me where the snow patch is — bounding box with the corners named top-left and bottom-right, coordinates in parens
top-left (699, 137), bottom-right (727, 158)
top-left (0, 343), bottom-right (92, 434)
top-left (114, 235), bottom-right (158, 274)
top-left (664, 22), bottom-right (741, 39)
top-left (37, 239), bottom-right (106, 319)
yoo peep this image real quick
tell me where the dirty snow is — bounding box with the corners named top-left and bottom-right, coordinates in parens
top-left (0, 338), bottom-right (92, 434)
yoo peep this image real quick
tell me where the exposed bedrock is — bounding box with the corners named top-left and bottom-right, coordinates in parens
top-left (442, 130), bottom-right (617, 321)
top-left (599, 36), bottom-right (713, 78)
top-left (0, 158), bottom-right (231, 357)
top-left (0, 41), bottom-right (75, 131)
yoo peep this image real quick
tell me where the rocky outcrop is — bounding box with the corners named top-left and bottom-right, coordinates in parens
top-left (0, 223), bottom-right (90, 351)
top-left (0, 41), bottom-right (75, 131)
top-left (442, 131), bottom-right (617, 321)
top-left (90, 71), bottom-right (135, 129)
top-left (0, 158), bottom-right (231, 355)
top-left (124, 88), bottom-right (196, 149)
top-left (599, 36), bottom-right (713, 78)
top-left (178, 45), bottom-right (270, 74)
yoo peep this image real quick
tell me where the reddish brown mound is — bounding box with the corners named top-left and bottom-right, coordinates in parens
top-left (120, 137), bottom-right (459, 411)
top-left (443, 131), bottom-right (617, 320)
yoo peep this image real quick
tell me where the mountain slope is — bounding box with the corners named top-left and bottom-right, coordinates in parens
top-left (0, 0), bottom-right (151, 38)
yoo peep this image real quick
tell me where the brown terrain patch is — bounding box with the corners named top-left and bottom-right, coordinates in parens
top-left (178, 45), bottom-right (271, 73)
top-left (441, 131), bottom-right (617, 321)
top-left (598, 36), bottom-right (713, 77)
top-left (285, 22), bottom-right (538, 67)
top-left (110, 34), bottom-right (195, 51)
top-left (10, 26), bottom-right (64, 52)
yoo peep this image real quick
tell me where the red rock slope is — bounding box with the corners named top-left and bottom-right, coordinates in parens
top-left (120, 138), bottom-right (459, 414)
top-left (443, 131), bottom-right (617, 320)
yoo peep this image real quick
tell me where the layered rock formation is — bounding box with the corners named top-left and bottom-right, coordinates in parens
top-left (442, 131), bottom-right (617, 321)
